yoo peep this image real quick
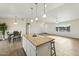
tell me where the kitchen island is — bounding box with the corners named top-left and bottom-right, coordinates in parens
top-left (22, 34), bottom-right (55, 56)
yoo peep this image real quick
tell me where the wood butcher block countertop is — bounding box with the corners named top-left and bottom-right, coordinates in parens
top-left (24, 34), bottom-right (54, 47)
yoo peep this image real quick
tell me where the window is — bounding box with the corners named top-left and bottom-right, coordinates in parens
top-left (56, 26), bottom-right (70, 32)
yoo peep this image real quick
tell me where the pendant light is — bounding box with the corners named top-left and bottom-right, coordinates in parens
top-left (30, 7), bottom-right (33, 23)
top-left (13, 16), bottom-right (18, 25)
top-left (35, 3), bottom-right (38, 21)
top-left (45, 4), bottom-right (47, 8)
top-left (43, 3), bottom-right (47, 18)
top-left (56, 18), bottom-right (59, 23)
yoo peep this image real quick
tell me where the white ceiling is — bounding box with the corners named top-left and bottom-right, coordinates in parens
top-left (0, 3), bottom-right (79, 23)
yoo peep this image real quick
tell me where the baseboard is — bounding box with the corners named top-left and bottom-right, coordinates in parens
top-left (40, 33), bottom-right (79, 40)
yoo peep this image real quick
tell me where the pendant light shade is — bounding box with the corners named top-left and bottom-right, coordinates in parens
top-left (43, 3), bottom-right (47, 18)
top-left (45, 4), bottom-right (47, 8)
top-left (31, 19), bottom-right (33, 22)
top-left (35, 17), bottom-right (38, 21)
top-left (43, 14), bottom-right (47, 18)
top-left (30, 8), bottom-right (34, 23)
top-left (13, 22), bottom-right (18, 25)
top-left (35, 3), bottom-right (38, 21)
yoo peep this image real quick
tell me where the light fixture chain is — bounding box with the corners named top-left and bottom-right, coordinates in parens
top-left (44, 3), bottom-right (45, 14)
top-left (35, 3), bottom-right (38, 17)
top-left (31, 8), bottom-right (33, 19)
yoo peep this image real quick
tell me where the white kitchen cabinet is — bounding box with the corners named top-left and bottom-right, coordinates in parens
top-left (22, 35), bottom-right (54, 56)
top-left (22, 36), bottom-right (36, 56)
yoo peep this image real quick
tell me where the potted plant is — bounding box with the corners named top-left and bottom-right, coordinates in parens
top-left (0, 23), bottom-right (7, 39)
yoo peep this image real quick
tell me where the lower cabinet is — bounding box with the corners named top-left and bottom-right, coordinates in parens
top-left (22, 36), bottom-right (36, 56)
top-left (30, 46), bottom-right (36, 56)
top-left (22, 36), bottom-right (51, 56)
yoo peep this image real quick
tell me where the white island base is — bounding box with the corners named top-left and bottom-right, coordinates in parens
top-left (22, 35), bottom-right (54, 56)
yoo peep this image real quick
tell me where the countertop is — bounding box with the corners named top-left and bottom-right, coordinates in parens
top-left (24, 34), bottom-right (54, 47)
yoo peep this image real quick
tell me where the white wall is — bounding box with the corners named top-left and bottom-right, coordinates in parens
top-left (0, 18), bottom-right (26, 35)
top-left (0, 18), bottom-right (45, 35)
top-left (45, 19), bottom-right (79, 38)
top-left (0, 17), bottom-right (79, 39)
top-left (30, 22), bottom-right (46, 34)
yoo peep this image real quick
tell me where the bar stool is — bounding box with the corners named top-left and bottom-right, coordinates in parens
top-left (51, 40), bottom-right (56, 56)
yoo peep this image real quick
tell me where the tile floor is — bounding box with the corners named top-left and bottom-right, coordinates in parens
top-left (0, 34), bottom-right (79, 56)
top-left (0, 40), bottom-right (26, 56)
top-left (43, 34), bottom-right (79, 56)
